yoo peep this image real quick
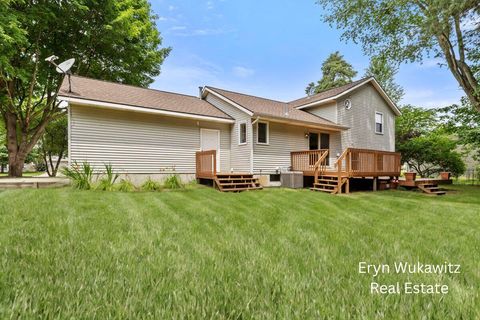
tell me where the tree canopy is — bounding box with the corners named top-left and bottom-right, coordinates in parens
top-left (306, 51), bottom-right (357, 95)
top-left (396, 105), bottom-right (465, 177)
top-left (364, 55), bottom-right (404, 104)
top-left (317, 0), bottom-right (480, 111)
top-left (0, 0), bottom-right (171, 176)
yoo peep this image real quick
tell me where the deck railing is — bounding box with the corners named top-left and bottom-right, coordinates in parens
top-left (291, 149), bottom-right (329, 174)
top-left (196, 150), bottom-right (216, 179)
top-left (335, 148), bottom-right (401, 177)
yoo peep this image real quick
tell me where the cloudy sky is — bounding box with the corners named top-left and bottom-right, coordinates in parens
top-left (150, 0), bottom-right (464, 108)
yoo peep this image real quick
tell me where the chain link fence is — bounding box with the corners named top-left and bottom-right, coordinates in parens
top-left (453, 168), bottom-right (480, 185)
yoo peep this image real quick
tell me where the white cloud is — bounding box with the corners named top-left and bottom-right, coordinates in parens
top-left (206, 1), bottom-right (214, 10)
top-left (168, 5), bottom-right (176, 11)
top-left (232, 66), bottom-right (255, 78)
top-left (158, 16), bottom-right (168, 22)
top-left (168, 27), bottom-right (231, 37)
top-left (169, 26), bottom-right (187, 31)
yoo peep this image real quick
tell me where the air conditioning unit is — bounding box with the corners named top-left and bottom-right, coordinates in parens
top-left (280, 171), bottom-right (303, 189)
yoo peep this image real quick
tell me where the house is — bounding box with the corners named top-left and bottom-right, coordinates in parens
top-left (58, 76), bottom-right (401, 193)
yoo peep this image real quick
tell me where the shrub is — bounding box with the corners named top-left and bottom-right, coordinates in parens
top-left (141, 177), bottom-right (162, 191)
top-left (96, 164), bottom-right (119, 191)
top-left (164, 174), bottom-right (184, 189)
top-left (117, 178), bottom-right (137, 192)
top-left (62, 161), bottom-right (94, 190)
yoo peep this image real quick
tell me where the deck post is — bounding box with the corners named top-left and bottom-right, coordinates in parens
top-left (345, 178), bottom-right (350, 194)
top-left (373, 177), bottom-right (377, 191)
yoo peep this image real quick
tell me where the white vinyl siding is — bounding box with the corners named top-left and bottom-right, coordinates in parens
top-left (307, 102), bottom-right (337, 123)
top-left (69, 105), bottom-right (230, 173)
top-left (336, 83), bottom-right (395, 152)
top-left (252, 122), bottom-right (342, 174)
top-left (205, 93), bottom-right (252, 172)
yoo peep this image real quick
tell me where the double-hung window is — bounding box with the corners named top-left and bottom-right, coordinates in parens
top-left (375, 112), bottom-right (384, 134)
top-left (239, 122), bottom-right (247, 145)
top-left (257, 121), bottom-right (269, 144)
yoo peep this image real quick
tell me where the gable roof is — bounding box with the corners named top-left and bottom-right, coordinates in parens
top-left (204, 86), bottom-right (346, 130)
top-left (289, 77), bottom-right (401, 116)
top-left (58, 76), bottom-right (232, 120)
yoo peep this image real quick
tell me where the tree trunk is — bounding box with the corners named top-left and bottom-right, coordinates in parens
top-left (6, 111), bottom-right (28, 178)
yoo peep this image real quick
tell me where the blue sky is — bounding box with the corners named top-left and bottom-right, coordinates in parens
top-left (150, 0), bottom-right (464, 108)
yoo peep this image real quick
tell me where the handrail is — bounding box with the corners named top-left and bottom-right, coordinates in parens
top-left (313, 150), bottom-right (329, 184)
top-left (291, 149), bottom-right (328, 173)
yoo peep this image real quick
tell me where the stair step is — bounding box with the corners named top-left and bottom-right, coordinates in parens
top-left (310, 187), bottom-right (337, 193)
top-left (314, 183), bottom-right (337, 188)
top-left (219, 182), bottom-right (260, 186)
top-left (221, 186), bottom-right (263, 192)
top-left (218, 178), bottom-right (257, 182)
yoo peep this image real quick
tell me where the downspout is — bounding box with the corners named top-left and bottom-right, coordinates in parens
top-left (250, 117), bottom-right (259, 174)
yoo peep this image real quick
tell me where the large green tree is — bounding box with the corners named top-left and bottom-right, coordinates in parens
top-left (306, 51), bottom-right (357, 95)
top-left (317, 0), bottom-right (480, 111)
top-left (440, 98), bottom-right (480, 160)
top-left (0, 0), bottom-right (171, 177)
top-left (365, 55), bottom-right (404, 104)
top-left (396, 105), bottom-right (465, 177)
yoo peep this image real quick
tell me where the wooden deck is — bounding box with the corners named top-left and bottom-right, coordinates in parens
top-left (195, 150), bottom-right (262, 192)
top-left (398, 178), bottom-right (453, 188)
top-left (291, 148), bottom-right (401, 194)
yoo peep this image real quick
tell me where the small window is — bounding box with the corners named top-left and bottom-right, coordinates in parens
top-left (375, 112), bottom-right (384, 134)
top-left (239, 122), bottom-right (247, 145)
top-left (257, 121), bottom-right (269, 144)
top-left (269, 174), bottom-right (281, 182)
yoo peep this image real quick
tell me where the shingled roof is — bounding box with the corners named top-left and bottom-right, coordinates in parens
top-left (204, 86), bottom-right (346, 129)
top-left (59, 76), bottom-right (232, 120)
top-left (288, 78), bottom-right (370, 108)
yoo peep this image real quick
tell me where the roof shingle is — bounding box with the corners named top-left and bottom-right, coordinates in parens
top-left (59, 76), bottom-right (232, 119)
top-left (205, 86), bottom-right (344, 129)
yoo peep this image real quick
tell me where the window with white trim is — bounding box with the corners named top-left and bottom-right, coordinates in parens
top-left (257, 121), bottom-right (269, 144)
top-left (239, 122), bottom-right (247, 145)
top-left (375, 112), bottom-right (384, 134)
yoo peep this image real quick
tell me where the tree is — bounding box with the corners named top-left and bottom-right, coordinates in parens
top-left (365, 55), bottom-right (404, 104)
top-left (440, 98), bottom-right (480, 160)
top-left (305, 51), bottom-right (357, 95)
top-left (396, 105), bottom-right (465, 177)
top-left (39, 115), bottom-right (67, 177)
top-left (0, 0), bottom-right (171, 177)
top-left (317, 0), bottom-right (480, 111)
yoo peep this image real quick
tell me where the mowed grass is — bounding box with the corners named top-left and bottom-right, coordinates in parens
top-left (0, 185), bottom-right (479, 319)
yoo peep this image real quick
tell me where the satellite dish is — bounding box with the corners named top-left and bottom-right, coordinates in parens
top-left (56, 58), bottom-right (75, 74)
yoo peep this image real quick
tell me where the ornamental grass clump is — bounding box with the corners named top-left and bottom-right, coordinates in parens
top-left (164, 174), bottom-right (184, 189)
top-left (96, 164), bottom-right (119, 191)
top-left (141, 177), bottom-right (162, 191)
top-left (117, 178), bottom-right (137, 192)
top-left (62, 161), bottom-right (94, 190)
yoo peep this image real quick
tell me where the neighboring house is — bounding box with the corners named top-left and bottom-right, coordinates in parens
top-left (58, 76), bottom-right (401, 192)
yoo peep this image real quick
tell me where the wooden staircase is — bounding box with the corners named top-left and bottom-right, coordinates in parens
top-left (418, 183), bottom-right (446, 195)
top-left (311, 175), bottom-right (348, 194)
top-left (214, 173), bottom-right (262, 192)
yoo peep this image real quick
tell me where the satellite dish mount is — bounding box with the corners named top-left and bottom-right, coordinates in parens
top-left (45, 55), bottom-right (76, 92)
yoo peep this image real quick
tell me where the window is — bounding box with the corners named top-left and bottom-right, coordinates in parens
top-left (269, 174), bottom-right (281, 182)
top-left (257, 121), bottom-right (269, 144)
top-left (375, 112), bottom-right (384, 134)
top-left (239, 122), bottom-right (247, 145)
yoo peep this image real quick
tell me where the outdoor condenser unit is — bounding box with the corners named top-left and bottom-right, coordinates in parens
top-left (280, 171), bottom-right (304, 189)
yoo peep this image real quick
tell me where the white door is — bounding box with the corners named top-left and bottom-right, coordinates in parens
top-left (200, 129), bottom-right (220, 172)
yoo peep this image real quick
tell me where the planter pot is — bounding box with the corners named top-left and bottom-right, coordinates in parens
top-left (405, 172), bottom-right (417, 181)
top-left (440, 172), bottom-right (451, 180)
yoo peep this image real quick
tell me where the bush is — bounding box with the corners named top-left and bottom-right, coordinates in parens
top-left (141, 177), bottom-right (162, 191)
top-left (117, 178), bottom-right (137, 192)
top-left (96, 164), bottom-right (119, 191)
top-left (164, 174), bottom-right (184, 189)
top-left (62, 161), bottom-right (94, 190)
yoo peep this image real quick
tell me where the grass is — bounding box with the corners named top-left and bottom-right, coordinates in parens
top-left (0, 171), bottom-right (44, 177)
top-left (0, 185), bottom-right (479, 318)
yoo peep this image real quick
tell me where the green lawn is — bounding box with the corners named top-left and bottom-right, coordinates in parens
top-left (0, 186), bottom-right (479, 318)
top-left (0, 171), bottom-right (44, 177)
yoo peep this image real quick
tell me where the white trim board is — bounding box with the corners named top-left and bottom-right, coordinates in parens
top-left (58, 96), bottom-right (235, 124)
top-left (294, 78), bottom-right (401, 116)
top-left (201, 87), bottom-right (254, 116)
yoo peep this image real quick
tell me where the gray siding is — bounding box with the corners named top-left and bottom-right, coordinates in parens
top-left (205, 93), bottom-right (252, 172)
top-left (252, 121), bottom-right (341, 173)
top-left (308, 102), bottom-right (337, 123)
top-left (70, 105), bottom-right (231, 173)
top-left (336, 83), bottom-right (396, 152)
